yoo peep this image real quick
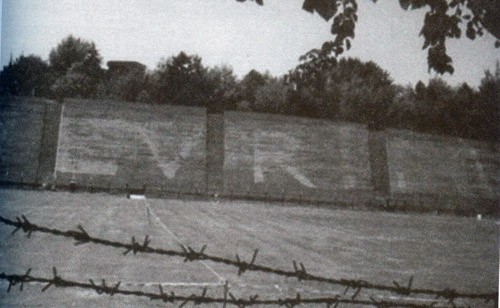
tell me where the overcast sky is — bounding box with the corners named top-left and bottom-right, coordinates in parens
top-left (1, 0), bottom-right (498, 87)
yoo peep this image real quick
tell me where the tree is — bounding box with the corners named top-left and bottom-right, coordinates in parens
top-left (253, 77), bottom-right (290, 114)
top-left (205, 65), bottom-right (238, 111)
top-left (238, 0), bottom-right (499, 75)
top-left (288, 57), bottom-right (395, 127)
top-left (151, 52), bottom-right (208, 106)
top-left (97, 70), bottom-right (146, 102)
top-left (386, 84), bottom-right (418, 129)
top-left (0, 55), bottom-right (52, 97)
top-left (448, 82), bottom-right (479, 137)
top-left (237, 69), bottom-right (269, 105)
top-left (329, 58), bottom-right (395, 128)
top-left (415, 80), bottom-right (426, 100)
top-left (97, 61), bottom-right (147, 102)
top-left (49, 35), bottom-right (103, 99)
top-left (476, 63), bottom-right (500, 139)
top-left (412, 77), bottom-right (454, 132)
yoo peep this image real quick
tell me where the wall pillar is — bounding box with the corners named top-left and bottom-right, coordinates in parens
top-left (368, 129), bottom-right (390, 199)
top-left (205, 108), bottom-right (225, 195)
top-left (36, 100), bottom-right (62, 186)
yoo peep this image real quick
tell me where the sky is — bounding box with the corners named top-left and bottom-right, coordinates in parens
top-left (1, 0), bottom-right (499, 88)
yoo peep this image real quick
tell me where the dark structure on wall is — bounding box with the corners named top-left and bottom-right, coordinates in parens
top-left (102, 61), bottom-right (147, 102)
top-left (107, 61), bottom-right (146, 77)
top-left (206, 110), bottom-right (225, 195)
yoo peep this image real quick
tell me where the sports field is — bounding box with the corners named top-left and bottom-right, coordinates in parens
top-left (0, 188), bottom-right (497, 307)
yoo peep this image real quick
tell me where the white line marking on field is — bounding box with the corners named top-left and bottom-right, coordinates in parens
top-left (142, 200), bottom-right (226, 283)
top-left (0, 280), bottom-right (222, 289)
top-left (376, 295), bottom-right (453, 304)
top-left (283, 166), bottom-right (316, 188)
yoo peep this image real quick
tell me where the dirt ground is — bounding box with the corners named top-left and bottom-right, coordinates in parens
top-left (0, 189), bottom-right (497, 307)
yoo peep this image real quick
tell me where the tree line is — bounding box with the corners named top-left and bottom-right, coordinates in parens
top-left (0, 35), bottom-right (498, 140)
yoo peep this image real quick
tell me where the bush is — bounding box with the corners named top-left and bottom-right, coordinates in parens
top-left (253, 78), bottom-right (289, 114)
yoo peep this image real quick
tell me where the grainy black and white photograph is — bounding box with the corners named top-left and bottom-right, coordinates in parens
top-left (0, 0), bottom-right (498, 307)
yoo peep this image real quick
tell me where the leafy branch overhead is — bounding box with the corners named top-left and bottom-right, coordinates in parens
top-left (237, 0), bottom-right (500, 75)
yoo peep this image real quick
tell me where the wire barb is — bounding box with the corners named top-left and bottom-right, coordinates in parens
top-left (4, 268), bottom-right (31, 292)
top-left (292, 260), bottom-right (309, 281)
top-left (12, 215), bottom-right (36, 237)
top-left (181, 244), bottom-right (207, 262)
top-left (123, 235), bottom-right (151, 255)
top-left (351, 286), bottom-right (362, 300)
top-left (393, 275), bottom-right (414, 296)
top-left (41, 267), bottom-right (62, 292)
top-left (235, 249), bottom-right (259, 275)
top-left (69, 225), bottom-right (91, 246)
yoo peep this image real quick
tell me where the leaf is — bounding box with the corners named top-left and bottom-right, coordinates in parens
top-left (399, 0), bottom-right (411, 10)
top-left (302, 0), bottom-right (338, 21)
top-left (466, 26), bottom-right (476, 40)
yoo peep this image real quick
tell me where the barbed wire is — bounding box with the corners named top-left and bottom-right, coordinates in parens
top-left (0, 214), bottom-right (497, 305)
top-left (0, 268), bottom-right (460, 307)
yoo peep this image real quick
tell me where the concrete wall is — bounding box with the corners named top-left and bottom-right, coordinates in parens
top-left (4, 97), bottom-right (497, 214)
top-left (0, 97), bottom-right (60, 186)
top-left (386, 129), bottom-right (498, 214)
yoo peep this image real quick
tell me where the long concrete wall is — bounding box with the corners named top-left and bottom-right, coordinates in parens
top-left (0, 97), bottom-right (61, 185)
top-left (3, 98), bottom-right (497, 214)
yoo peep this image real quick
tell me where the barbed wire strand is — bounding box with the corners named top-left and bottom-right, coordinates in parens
top-left (0, 269), bottom-right (458, 307)
top-left (0, 214), bottom-right (496, 305)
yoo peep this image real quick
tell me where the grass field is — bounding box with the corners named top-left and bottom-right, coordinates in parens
top-left (0, 189), bottom-right (497, 307)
